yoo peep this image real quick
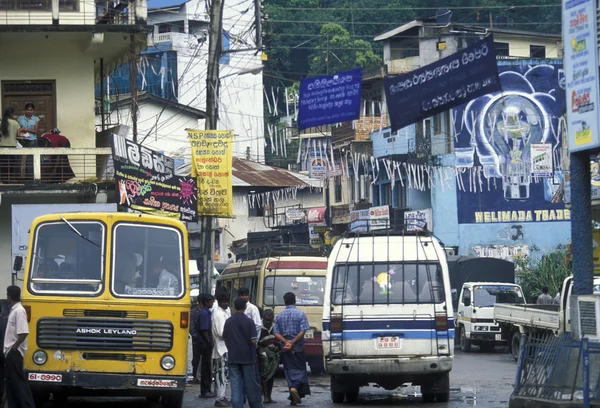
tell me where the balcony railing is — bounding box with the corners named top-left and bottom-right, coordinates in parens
top-left (0, 0), bottom-right (143, 25)
top-left (0, 147), bottom-right (113, 185)
top-left (332, 115), bottom-right (388, 147)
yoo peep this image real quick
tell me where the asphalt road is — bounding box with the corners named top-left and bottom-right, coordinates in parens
top-left (41, 347), bottom-right (517, 408)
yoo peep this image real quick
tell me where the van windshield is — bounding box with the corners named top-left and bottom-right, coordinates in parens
top-left (331, 263), bottom-right (444, 305)
top-left (263, 276), bottom-right (325, 306)
top-left (473, 285), bottom-right (524, 307)
top-left (29, 221), bottom-right (104, 295)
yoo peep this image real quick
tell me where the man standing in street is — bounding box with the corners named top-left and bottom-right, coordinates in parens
top-left (189, 298), bottom-right (201, 385)
top-left (4, 286), bottom-right (35, 408)
top-left (274, 292), bottom-right (311, 406)
top-left (223, 298), bottom-right (264, 408)
top-left (238, 288), bottom-right (261, 341)
top-left (198, 295), bottom-right (215, 398)
top-left (537, 287), bottom-right (554, 305)
top-left (212, 293), bottom-right (231, 407)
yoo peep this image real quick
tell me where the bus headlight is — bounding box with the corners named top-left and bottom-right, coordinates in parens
top-left (33, 350), bottom-right (47, 365)
top-left (161, 355), bottom-right (175, 371)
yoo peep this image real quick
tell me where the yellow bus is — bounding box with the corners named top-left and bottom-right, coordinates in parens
top-left (217, 255), bottom-right (328, 373)
top-left (20, 212), bottom-right (190, 408)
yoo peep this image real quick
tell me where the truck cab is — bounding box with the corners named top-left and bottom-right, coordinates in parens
top-left (456, 282), bottom-right (525, 352)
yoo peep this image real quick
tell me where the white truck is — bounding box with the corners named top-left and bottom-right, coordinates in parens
top-left (456, 282), bottom-right (525, 353)
top-left (494, 275), bottom-right (600, 360)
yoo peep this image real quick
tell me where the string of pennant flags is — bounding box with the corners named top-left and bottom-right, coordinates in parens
top-left (232, 184), bottom-right (324, 209)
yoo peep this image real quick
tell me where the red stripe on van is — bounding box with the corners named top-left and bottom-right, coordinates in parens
top-left (265, 260), bottom-right (327, 270)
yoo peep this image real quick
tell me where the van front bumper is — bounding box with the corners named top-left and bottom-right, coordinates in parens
top-left (26, 370), bottom-right (186, 392)
top-left (325, 355), bottom-right (453, 375)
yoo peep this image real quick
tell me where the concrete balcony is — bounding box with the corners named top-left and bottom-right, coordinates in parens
top-left (388, 57), bottom-right (420, 74)
top-left (0, 147), bottom-right (113, 186)
top-left (0, 0), bottom-right (147, 26)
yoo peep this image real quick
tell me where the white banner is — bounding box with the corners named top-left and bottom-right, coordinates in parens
top-left (530, 144), bottom-right (553, 177)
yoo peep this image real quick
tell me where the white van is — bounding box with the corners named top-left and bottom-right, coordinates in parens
top-left (322, 232), bottom-right (454, 403)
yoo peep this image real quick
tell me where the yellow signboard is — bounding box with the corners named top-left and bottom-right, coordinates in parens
top-left (187, 129), bottom-right (233, 217)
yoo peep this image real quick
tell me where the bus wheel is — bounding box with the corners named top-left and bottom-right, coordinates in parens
top-left (33, 391), bottom-right (50, 408)
top-left (308, 357), bottom-right (324, 375)
top-left (52, 391), bottom-right (68, 404)
top-left (331, 391), bottom-right (345, 403)
top-left (161, 391), bottom-right (184, 408)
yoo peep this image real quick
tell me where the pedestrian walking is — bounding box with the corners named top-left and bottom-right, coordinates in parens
top-left (189, 298), bottom-right (201, 385)
top-left (198, 294), bottom-right (215, 398)
top-left (258, 310), bottom-right (280, 404)
top-left (536, 287), bottom-right (554, 305)
top-left (4, 286), bottom-right (35, 408)
top-left (223, 298), bottom-right (264, 408)
top-left (273, 292), bottom-right (311, 406)
top-left (212, 293), bottom-right (231, 407)
top-left (238, 287), bottom-right (262, 387)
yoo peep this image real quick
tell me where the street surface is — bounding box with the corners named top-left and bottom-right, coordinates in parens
top-left (40, 347), bottom-right (516, 407)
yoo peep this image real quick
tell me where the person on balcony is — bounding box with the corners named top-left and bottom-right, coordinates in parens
top-left (16, 103), bottom-right (39, 148)
top-left (36, 129), bottom-right (74, 183)
top-left (0, 107), bottom-right (20, 183)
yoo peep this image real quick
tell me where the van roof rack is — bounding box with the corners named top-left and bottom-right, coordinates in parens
top-left (342, 222), bottom-right (432, 239)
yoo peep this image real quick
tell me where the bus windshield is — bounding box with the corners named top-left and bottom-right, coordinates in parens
top-left (29, 221), bottom-right (104, 295)
top-left (473, 285), bottom-right (524, 307)
top-left (331, 263), bottom-right (444, 305)
top-left (112, 223), bottom-right (184, 298)
top-left (263, 276), bottom-right (325, 306)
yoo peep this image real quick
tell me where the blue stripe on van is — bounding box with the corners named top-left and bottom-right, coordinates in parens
top-left (329, 329), bottom-right (455, 340)
top-left (322, 319), bottom-right (455, 331)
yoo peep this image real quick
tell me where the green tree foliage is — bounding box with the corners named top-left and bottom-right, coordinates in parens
top-left (514, 246), bottom-right (571, 302)
top-left (308, 23), bottom-right (380, 74)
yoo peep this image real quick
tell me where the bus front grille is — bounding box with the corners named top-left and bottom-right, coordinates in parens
top-left (37, 318), bottom-right (173, 352)
top-left (82, 353), bottom-right (147, 362)
top-left (63, 309), bottom-right (149, 319)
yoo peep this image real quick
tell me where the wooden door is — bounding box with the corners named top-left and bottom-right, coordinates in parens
top-left (2, 81), bottom-right (56, 136)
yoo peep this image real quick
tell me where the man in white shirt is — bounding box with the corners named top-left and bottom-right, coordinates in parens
top-left (149, 256), bottom-right (180, 294)
top-left (4, 286), bottom-right (35, 408)
top-left (212, 293), bottom-right (231, 407)
top-left (238, 288), bottom-right (261, 340)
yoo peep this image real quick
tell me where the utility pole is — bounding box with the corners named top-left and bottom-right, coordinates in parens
top-left (201, 0), bottom-right (225, 294)
top-left (129, 34), bottom-right (139, 142)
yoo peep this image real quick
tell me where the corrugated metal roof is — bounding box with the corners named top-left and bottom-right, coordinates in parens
top-left (231, 157), bottom-right (321, 187)
top-left (175, 158), bottom-right (322, 188)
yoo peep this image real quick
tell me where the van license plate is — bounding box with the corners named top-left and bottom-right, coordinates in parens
top-left (304, 330), bottom-right (314, 339)
top-left (28, 373), bottom-right (62, 383)
top-left (376, 336), bottom-right (401, 349)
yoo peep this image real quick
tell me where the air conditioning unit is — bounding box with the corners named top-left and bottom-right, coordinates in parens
top-left (444, 247), bottom-right (457, 257)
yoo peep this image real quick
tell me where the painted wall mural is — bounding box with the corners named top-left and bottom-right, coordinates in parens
top-left (453, 60), bottom-right (567, 224)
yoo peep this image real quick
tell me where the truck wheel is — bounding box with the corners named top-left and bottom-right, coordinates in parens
top-left (331, 391), bottom-right (345, 403)
top-left (459, 326), bottom-right (471, 352)
top-left (422, 393), bottom-right (435, 402)
top-left (479, 344), bottom-right (495, 352)
top-left (511, 332), bottom-right (522, 361)
top-left (345, 391), bottom-right (359, 403)
top-left (161, 391), bottom-right (184, 408)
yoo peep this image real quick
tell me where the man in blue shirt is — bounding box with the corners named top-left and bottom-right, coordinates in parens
top-left (223, 298), bottom-right (263, 408)
top-left (274, 292), bottom-right (311, 406)
top-left (198, 294), bottom-right (215, 398)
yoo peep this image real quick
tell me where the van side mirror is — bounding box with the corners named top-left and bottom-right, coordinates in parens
top-left (463, 297), bottom-right (471, 307)
top-left (12, 256), bottom-right (23, 274)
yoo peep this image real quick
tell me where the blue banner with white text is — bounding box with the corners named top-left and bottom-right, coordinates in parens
top-left (298, 68), bottom-right (362, 130)
top-left (384, 35), bottom-right (501, 132)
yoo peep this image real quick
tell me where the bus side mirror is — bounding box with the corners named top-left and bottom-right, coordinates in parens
top-left (13, 256), bottom-right (23, 274)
